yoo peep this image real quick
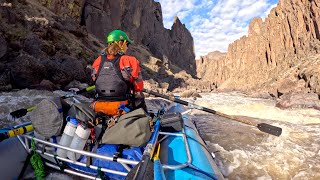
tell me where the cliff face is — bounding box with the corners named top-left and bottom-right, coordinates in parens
top-left (0, 0), bottom-right (196, 91)
top-left (39, 0), bottom-right (196, 75)
top-left (196, 51), bottom-right (226, 87)
top-left (197, 0), bottom-right (320, 95)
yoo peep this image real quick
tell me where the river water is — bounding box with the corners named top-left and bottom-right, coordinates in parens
top-left (0, 90), bottom-right (319, 179)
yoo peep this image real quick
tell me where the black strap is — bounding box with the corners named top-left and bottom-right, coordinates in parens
top-left (110, 55), bottom-right (126, 82)
top-left (96, 53), bottom-right (107, 81)
top-left (96, 167), bottom-right (109, 180)
top-left (113, 144), bottom-right (129, 162)
top-left (97, 114), bottom-right (107, 143)
top-left (17, 153), bottom-right (32, 179)
top-left (85, 144), bottom-right (93, 167)
top-left (53, 155), bottom-right (67, 171)
top-left (89, 114), bottom-right (108, 165)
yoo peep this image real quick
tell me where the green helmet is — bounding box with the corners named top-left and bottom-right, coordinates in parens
top-left (107, 30), bottom-right (134, 44)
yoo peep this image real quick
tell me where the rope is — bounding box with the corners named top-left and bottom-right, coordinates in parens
top-left (30, 138), bottom-right (46, 180)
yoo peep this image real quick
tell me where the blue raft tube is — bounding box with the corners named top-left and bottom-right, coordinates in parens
top-left (155, 99), bottom-right (224, 180)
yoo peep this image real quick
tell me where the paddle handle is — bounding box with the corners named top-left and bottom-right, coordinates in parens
top-left (0, 124), bottom-right (34, 142)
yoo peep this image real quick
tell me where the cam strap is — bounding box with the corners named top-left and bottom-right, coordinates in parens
top-left (53, 155), bottom-right (67, 171)
top-left (113, 144), bottom-right (129, 162)
top-left (96, 166), bottom-right (108, 180)
top-left (87, 114), bottom-right (108, 165)
top-left (17, 153), bottom-right (32, 179)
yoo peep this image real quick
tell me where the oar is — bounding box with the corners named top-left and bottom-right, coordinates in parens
top-left (153, 144), bottom-right (166, 180)
top-left (143, 89), bottom-right (282, 137)
top-left (128, 120), bottom-right (161, 180)
top-left (9, 85), bottom-right (96, 119)
top-left (0, 122), bottom-right (33, 142)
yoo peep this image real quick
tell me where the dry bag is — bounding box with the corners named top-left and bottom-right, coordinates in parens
top-left (101, 108), bottom-right (152, 147)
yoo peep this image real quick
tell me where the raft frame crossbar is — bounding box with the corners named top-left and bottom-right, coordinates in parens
top-left (159, 123), bottom-right (193, 170)
top-left (19, 134), bottom-right (139, 178)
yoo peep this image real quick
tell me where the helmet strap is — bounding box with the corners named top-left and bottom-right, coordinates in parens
top-left (115, 40), bottom-right (127, 54)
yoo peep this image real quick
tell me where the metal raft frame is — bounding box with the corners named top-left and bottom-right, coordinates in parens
top-left (16, 110), bottom-right (195, 179)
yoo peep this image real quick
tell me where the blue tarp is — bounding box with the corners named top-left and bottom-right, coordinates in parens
top-left (68, 144), bottom-right (143, 180)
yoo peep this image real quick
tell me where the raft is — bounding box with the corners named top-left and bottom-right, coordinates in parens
top-left (0, 100), bottom-right (224, 180)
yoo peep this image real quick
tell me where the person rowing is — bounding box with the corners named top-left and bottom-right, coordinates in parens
top-left (90, 29), bottom-right (147, 116)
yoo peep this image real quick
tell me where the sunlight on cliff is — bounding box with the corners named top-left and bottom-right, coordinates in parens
top-left (0, 2), bottom-right (12, 7)
top-left (25, 15), bottom-right (49, 25)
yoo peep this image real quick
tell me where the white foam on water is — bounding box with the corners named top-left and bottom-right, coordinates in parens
top-left (187, 92), bottom-right (320, 179)
top-left (193, 93), bottom-right (320, 125)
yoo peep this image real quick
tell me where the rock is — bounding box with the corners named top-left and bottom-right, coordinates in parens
top-left (277, 79), bottom-right (306, 95)
top-left (36, 79), bottom-right (58, 91)
top-left (196, 51), bottom-right (226, 81)
top-left (23, 34), bottom-right (45, 58)
top-left (64, 80), bottom-right (89, 91)
top-left (0, 84), bottom-right (12, 91)
top-left (196, 0), bottom-right (320, 95)
top-left (180, 90), bottom-right (202, 98)
top-left (276, 92), bottom-right (320, 110)
top-left (10, 54), bottom-right (46, 89)
top-left (79, 0), bottom-right (196, 75)
top-left (0, 0), bottom-right (198, 92)
top-left (0, 35), bottom-right (7, 59)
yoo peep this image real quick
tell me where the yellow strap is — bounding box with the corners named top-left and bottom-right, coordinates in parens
top-left (114, 40), bottom-right (127, 51)
top-left (153, 144), bottom-right (161, 160)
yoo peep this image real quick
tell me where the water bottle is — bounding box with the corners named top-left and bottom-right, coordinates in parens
top-left (67, 123), bottom-right (91, 161)
top-left (56, 117), bottom-right (79, 158)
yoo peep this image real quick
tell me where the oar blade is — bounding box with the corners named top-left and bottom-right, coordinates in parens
top-left (9, 109), bottom-right (28, 120)
top-left (257, 123), bottom-right (282, 136)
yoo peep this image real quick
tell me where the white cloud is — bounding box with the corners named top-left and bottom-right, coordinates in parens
top-left (155, 0), bottom-right (278, 59)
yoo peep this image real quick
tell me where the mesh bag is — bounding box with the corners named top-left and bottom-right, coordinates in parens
top-left (30, 97), bottom-right (64, 138)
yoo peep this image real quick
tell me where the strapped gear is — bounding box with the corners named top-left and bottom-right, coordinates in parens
top-left (95, 53), bottom-right (131, 101)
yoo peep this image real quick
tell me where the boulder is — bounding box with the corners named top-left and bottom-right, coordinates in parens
top-left (276, 92), bottom-right (320, 110)
top-left (180, 90), bottom-right (202, 98)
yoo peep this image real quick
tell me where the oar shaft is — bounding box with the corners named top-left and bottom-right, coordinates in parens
top-left (144, 89), bottom-right (256, 126)
top-left (143, 89), bottom-right (282, 136)
top-left (133, 120), bottom-right (161, 180)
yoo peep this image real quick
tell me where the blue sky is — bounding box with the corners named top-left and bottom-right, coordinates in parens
top-left (154, 0), bottom-right (279, 59)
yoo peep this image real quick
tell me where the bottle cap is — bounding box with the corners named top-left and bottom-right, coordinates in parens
top-left (69, 118), bottom-right (79, 125)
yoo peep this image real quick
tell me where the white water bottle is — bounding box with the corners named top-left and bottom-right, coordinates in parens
top-left (67, 123), bottom-right (91, 161)
top-left (56, 117), bottom-right (79, 158)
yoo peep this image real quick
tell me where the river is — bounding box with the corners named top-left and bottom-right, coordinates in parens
top-left (0, 90), bottom-right (319, 179)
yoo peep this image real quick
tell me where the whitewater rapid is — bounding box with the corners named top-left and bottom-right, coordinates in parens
top-left (191, 92), bottom-right (320, 179)
top-left (0, 90), bottom-right (319, 179)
